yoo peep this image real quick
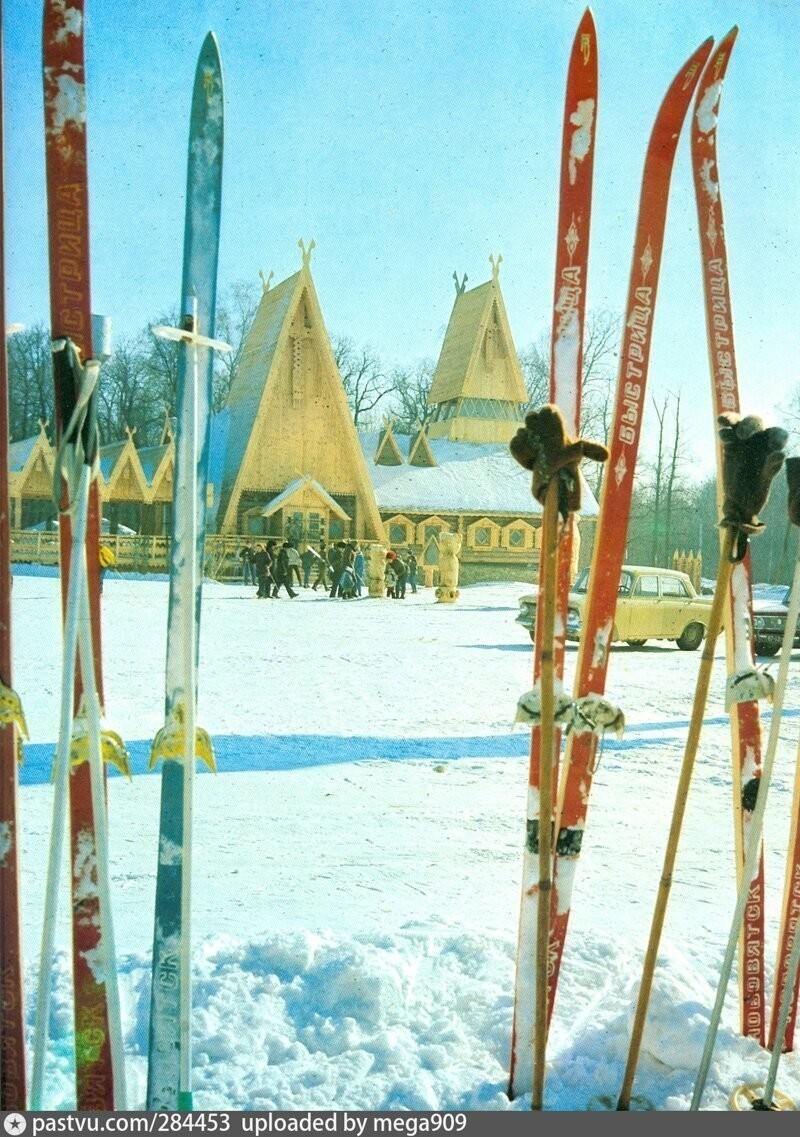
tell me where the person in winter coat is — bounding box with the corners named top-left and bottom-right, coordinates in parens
top-left (286, 541), bottom-right (303, 588)
top-left (406, 548), bottom-right (418, 593)
top-left (311, 540), bottom-right (330, 591)
top-left (239, 543), bottom-right (256, 586)
top-left (328, 542), bottom-right (346, 598)
top-left (273, 542), bottom-right (298, 598)
top-left (385, 558), bottom-right (397, 598)
top-left (353, 544), bottom-right (365, 596)
top-left (253, 543), bottom-right (271, 598)
top-left (392, 552), bottom-right (408, 599)
top-left (301, 544), bottom-right (323, 587)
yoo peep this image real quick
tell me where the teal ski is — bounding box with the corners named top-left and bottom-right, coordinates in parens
top-left (146, 33), bottom-right (227, 1112)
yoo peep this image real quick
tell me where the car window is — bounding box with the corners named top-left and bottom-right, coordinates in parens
top-left (632, 574), bottom-right (659, 597)
top-left (660, 576), bottom-right (689, 598)
top-left (618, 572), bottom-right (632, 596)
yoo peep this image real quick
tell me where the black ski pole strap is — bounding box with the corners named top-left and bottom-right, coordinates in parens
top-left (51, 337), bottom-right (101, 512)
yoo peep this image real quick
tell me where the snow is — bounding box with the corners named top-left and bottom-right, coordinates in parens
top-left (11, 569), bottom-right (800, 1112)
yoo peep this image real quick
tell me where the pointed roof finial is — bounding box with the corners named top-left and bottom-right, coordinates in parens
top-left (259, 269), bottom-right (274, 294)
top-left (489, 253), bottom-right (503, 282)
top-left (453, 271), bottom-right (468, 296)
top-left (298, 238), bottom-right (316, 268)
top-left (124, 425), bottom-right (137, 442)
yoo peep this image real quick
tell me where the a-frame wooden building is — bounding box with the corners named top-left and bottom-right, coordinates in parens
top-left (209, 243), bottom-right (384, 545)
top-left (426, 256), bottom-right (527, 444)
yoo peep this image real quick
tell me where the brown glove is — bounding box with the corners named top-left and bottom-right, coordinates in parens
top-left (718, 412), bottom-right (787, 561)
top-left (510, 404), bottom-right (609, 519)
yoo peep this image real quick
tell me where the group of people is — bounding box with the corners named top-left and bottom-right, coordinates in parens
top-left (238, 539), bottom-right (419, 600)
top-left (384, 548), bottom-right (418, 598)
top-left (238, 540), bottom-right (302, 598)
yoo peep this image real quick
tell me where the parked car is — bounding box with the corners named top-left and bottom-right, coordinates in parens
top-left (751, 586), bottom-right (800, 657)
top-left (516, 564), bottom-right (715, 651)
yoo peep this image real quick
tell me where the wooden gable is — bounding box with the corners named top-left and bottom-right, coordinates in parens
top-left (426, 260), bottom-right (526, 443)
top-left (216, 247), bottom-right (384, 540)
top-left (408, 427), bottom-right (436, 468)
top-left (374, 422), bottom-right (404, 466)
top-left (9, 424), bottom-right (54, 500)
top-left (101, 429), bottom-right (149, 502)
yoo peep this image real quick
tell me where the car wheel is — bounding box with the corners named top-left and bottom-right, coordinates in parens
top-left (676, 622), bottom-right (705, 651)
top-left (754, 638), bottom-right (780, 658)
top-left (626, 639), bottom-right (647, 647)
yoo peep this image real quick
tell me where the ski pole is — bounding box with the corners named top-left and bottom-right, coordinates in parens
top-left (532, 476), bottom-right (560, 1112)
top-left (29, 462), bottom-right (89, 1110)
top-left (617, 412), bottom-right (786, 1110)
top-left (74, 545), bottom-right (127, 1107)
top-left (509, 403), bottom-right (608, 1107)
top-left (617, 524), bottom-right (734, 1110)
top-left (755, 882), bottom-right (800, 1109)
top-left (691, 460), bottom-right (800, 1110)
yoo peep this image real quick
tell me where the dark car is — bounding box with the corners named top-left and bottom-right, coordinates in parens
top-left (752, 586), bottom-right (800, 657)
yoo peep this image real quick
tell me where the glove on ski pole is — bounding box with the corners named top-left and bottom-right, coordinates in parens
top-left (510, 403), bottom-right (609, 520)
top-left (717, 412), bottom-right (787, 561)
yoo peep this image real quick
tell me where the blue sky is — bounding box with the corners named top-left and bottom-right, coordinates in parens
top-left (4, 2), bottom-right (799, 470)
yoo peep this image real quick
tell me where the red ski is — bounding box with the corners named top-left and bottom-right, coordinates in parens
top-left (691, 28), bottom-right (768, 1047)
top-left (42, 0), bottom-right (117, 1108)
top-left (773, 766), bottom-right (800, 1051)
top-left (0, 3), bottom-right (29, 1110)
top-left (544, 35), bottom-right (714, 1049)
top-left (508, 7), bottom-right (597, 1100)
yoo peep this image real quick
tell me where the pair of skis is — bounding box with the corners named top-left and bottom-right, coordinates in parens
top-left (37, 0), bottom-right (226, 1110)
top-left (623, 29), bottom-right (800, 1109)
top-left (510, 15), bottom-right (799, 1108)
top-left (508, 10), bottom-right (715, 1102)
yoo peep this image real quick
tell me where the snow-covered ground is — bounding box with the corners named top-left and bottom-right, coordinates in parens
top-left (11, 569), bottom-right (800, 1111)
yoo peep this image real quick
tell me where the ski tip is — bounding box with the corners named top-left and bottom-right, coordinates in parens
top-left (200, 30), bottom-right (222, 61)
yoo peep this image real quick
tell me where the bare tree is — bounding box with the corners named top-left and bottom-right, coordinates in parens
top-left (212, 278), bottom-right (262, 411)
top-left (7, 324), bottom-right (53, 441)
top-left (630, 391), bottom-right (690, 566)
top-left (386, 358), bottom-right (435, 432)
top-left (96, 333), bottom-right (168, 447)
top-left (518, 335), bottom-right (549, 411)
top-left (331, 335), bottom-right (392, 427)
top-left (518, 308), bottom-right (621, 498)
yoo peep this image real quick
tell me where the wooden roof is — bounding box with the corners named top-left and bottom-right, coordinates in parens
top-left (427, 272), bottom-right (527, 407)
top-left (212, 251), bottom-right (384, 538)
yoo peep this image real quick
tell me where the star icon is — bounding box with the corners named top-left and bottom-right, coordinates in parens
top-left (3, 1115), bottom-right (27, 1136)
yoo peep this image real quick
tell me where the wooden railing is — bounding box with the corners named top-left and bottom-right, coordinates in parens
top-left (11, 530), bottom-right (253, 581)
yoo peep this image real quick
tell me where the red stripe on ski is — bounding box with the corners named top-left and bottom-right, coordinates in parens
top-left (546, 35), bottom-right (714, 1038)
top-left (507, 8), bottom-right (597, 1101)
top-left (43, 0), bottom-right (115, 1108)
top-left (0, 2), bottom-right (27, 1108)
top-left (691, 28), bottom-right (766, 1046)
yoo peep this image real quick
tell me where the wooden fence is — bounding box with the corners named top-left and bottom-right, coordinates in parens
top-left (11, 529), bottom-right (252, 581)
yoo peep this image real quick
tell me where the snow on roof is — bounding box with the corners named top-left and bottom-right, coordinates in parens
top-left (359, 433), bottom-right (600, 517)
top-left (8, 435), bottom-right (39, 472)
top-left (257, 475), bottom-right (351, 520)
